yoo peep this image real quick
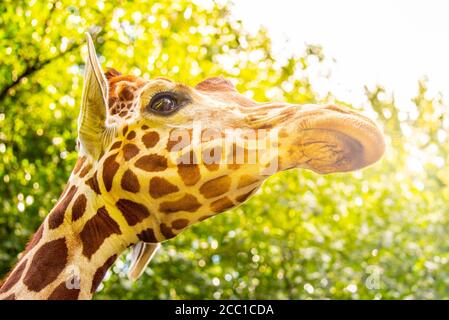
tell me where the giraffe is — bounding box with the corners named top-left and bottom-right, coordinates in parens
top-left (0, 34), bottom-right (385, 300)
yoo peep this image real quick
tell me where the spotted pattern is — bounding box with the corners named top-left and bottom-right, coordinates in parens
top-left (199, 175), bottom-right (231, 199)
top-left (137, 228), bottom-right (158, 243)
top-left (167, 129), bottom-right (192, 151)
top-left (110, 141), bottom-right (122, 150)
top-left (23, 238), bottom-right (68, 292)
top-left (121, 169), bottom-right (140, 193)
top-left (73, 156), bottom-right (87, 175)
top-left (149, 177), bottom-right (179, 199)
top-left (237, 174), bottom-right (260, 188)
top-left (171, 219), bottom-right (189, 230)
top-left (210, 197), bottom-right (234, 213)
top-left (122, 125), bottom-right (129, 136)
top-left (160, 223), bottom-right (176, 239)
top-left (0, 259), bottom-right (27, 293)
top-left (177, 152), bottom-right (201, 186)
top-left (118, 86), bottom-right (134, 100)
top-left (48, 185), bottom-right (78, 229)
top-left (3, 74), bottom-right (287, 299)
top-left (79, 164), bottom-right (92, 178)
top-left (103, 153), bottom-right (120, 192)
top-left (236, 188), bottom-right (257, 203)
top-left (48, 281), bottom-right (80, 300)
top-left (142, 131), bottom-right (160, 148)
top-left (135, 154), bottom-right (168, 172)
top-left (80, 207), bottom-right (121, 259)
top-left (126, 131), bottom-right (136, 140)
top-left (91, 255), bottom-right (117, 294)
top-left (123, 144), bottom-right (140, 160)
top-left (159, 194), bottom-right (201, 213)
top-left (116, 199), bottom-right (150, 226)
top-left (72, 194), bottom-right (87, 222)
top-left (86, 172), bottom-right (101, 194)
top-left (198, 215), bottom-right (212, 222)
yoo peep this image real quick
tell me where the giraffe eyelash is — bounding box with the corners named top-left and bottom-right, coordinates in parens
top-left (147, 88), bottom-right (177, 99)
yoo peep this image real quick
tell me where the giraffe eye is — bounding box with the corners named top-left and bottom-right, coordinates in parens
top-left (147, 92), bottom-right (179, 115)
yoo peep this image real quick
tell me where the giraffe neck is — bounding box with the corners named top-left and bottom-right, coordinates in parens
top-left (0, 161), bottom-right (138, 300)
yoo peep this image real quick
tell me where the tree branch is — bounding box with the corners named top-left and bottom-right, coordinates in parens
top-left (0, 42), bottom-right (82, 102)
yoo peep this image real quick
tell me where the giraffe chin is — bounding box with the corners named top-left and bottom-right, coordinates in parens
top-left (279, 104), bottom-right (385, 174)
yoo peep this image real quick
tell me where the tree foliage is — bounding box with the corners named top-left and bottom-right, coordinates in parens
top-left (1, 0), bottom-right (449, 299)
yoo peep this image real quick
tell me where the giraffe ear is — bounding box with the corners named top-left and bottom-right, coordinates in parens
top-left (77, 33), bottom-right (109, 159)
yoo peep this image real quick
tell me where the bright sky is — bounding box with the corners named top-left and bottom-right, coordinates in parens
top-left (231, 0), bottom-right (449, 107)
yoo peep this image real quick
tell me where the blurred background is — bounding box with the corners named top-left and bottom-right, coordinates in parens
top-left (1, 0), bottom-right (449, 299)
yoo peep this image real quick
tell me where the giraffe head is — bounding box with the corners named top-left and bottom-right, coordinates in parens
top-left (77, 34), bottom-right (384, 278)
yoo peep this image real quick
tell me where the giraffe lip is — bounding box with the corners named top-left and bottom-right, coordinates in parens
top-left (291, 105), bottom-right (385, 173)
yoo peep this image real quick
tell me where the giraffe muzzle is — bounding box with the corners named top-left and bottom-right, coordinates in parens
top-left (276, 104), bottom-right (385, 174)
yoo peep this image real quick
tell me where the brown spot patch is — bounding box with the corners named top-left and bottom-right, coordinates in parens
top-left (141, 125), bottom-right (149, 130)
top-left (123, 143), bottom-right (139, 161)
top-left (198, 215), bottom-right (212, 222)
top-left (72, 194), bottom-right (87, 222)
top-left (138, 228), bottom-right (158, 243)
top-left (103, 153), bottom-right (120, 192)
top-left (80, 207), bottom-right (121, 259)
top-left (237, 174), bottom-right (260, 188)
top-left (73, 156), bottom-right (87, 175)
top-left (118, 87), bottom-right (134, 100)
top-left (48, 185), bottom-right (78, 229)
top-left (116, 199), bottom-right (150, 226)
top-left (79, 163), bottom-right (92, 178)
top-left (91, 255), bottom-right (117, 294)
top-left (23, 238), bottom-right (68, 292)
top-left (149, 177), bottom-right (179, 199)
top-left (48, 281), bottom-right (80, 300)
top-left (86, 172), bottom-right (101, 194)
top-left (142, 131), bottom-right (160, 148)
top-left (126, 130), bottom-right (136, 140)
top-left (159, 194), bottom-right (201, 213)
top-left (199, 175), bottom-right (231, 199)
top-left (177, 152), bottom-right (201, 186)
top-left (160, 223), bottom-right (176, 239)
top-left (166, 129), bottom-right (192, 151)
top-left (122, 125), bottom-right (129, 136)
top-left (172, 219), bottom-right (189, 230)
top-left (3, 293), bottom-right (15, 300)
top-left (210, 197), bottom-right (234, 213)
top-left (121, 169), bottom-right (140, 193)
top-left (135, 154), bottom-right (168, 172)
top-left (0, 259), bottom-right (27, 293)
top-left (109, 141), bottom-right (122, 150)
top-left (236, 188), bottom-right (257, 203)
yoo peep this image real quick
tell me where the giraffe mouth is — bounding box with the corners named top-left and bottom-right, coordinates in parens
top-left (277, 104), bottom-right (385, 174)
